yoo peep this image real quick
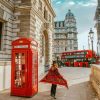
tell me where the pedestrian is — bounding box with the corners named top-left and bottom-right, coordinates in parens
top-left (50, 61), bottom-right (58, 99)
top-left (40, 61), bottom-right (68, 99)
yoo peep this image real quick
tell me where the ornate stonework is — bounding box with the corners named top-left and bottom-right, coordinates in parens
top-left (0, 0), bottom-right (55, 91)
top-left (95, 0), bottom-right (100, 40)
top-left (95, 0), bottom-right (100, 55)
top-left (53, 10), bottom-right (78, 59)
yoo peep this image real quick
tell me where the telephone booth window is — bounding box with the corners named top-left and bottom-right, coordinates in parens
top-left (14, 53), bottom-right (26, 88)
top-left (32, 52), bottom-right (38, 86)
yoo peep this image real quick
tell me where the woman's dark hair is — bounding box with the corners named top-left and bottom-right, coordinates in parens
top-left (52, 61), bottom-right (56, 65)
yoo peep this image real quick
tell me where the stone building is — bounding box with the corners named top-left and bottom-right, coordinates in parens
top-left (0, 0), bottom-right (55, 91)
top-left (95, 0), bottom-right (100, 55)
top-left (53, 10), bottom-right (78, 59)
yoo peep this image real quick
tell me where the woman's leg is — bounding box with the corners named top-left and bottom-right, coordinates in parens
top-left (51, 84), bottom-right (53, 96)
top-left (53, 84), bottom-right (57, 97)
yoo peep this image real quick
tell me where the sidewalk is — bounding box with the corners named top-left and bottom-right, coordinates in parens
top-left (0, 82), bottom-right (98, 100)
top-left (0, 67), bottom-right (99, 100)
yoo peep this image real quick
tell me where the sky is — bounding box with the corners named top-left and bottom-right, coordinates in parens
top-left (51, 0), bottom-right (97, 52)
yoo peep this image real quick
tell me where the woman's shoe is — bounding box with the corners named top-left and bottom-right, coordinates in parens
top-left (53, 97), bottom-right (56, 99)
top-left (50, 94), bottom-right (56, 99)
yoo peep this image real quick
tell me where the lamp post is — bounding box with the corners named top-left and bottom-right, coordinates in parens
top-left (88, 35), bottom-right (90, 50)
top-left (89, 28), bottom-right (94, 57)
top-left (97, 42), bottom-right (98, 56)
top-left (97, 38), bottom-right (100, 56)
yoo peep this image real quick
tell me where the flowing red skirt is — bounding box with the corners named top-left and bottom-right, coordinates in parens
top-left (40, 68), bottom-right (68, 88)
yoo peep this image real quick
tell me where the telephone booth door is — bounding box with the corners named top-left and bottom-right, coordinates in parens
top-left (32, 50), bottom-right (38, 93)
top-left (11, 50), bottom-right (28, 96)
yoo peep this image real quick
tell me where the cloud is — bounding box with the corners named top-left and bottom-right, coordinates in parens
top-left (52, 0), bottom-right (62, 5)
top-left (77, 1), bottom-right (97, 7)
top-left (68, 1), bottom-right (75, 6)
top-left (76, 0), bottom-right (97, 7)
top-left (56, 1), bottom-right (62, 5)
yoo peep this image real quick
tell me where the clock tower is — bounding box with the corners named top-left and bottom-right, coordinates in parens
top-left (64, 9), bottom-right (78, 51)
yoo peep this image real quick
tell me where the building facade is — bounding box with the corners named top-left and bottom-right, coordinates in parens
top-left (53, 10), bottom-right (78, 59)
top-left (95, 0), bottom-right (100, 55)
top-left (0, 0), bottom-right (55, 91)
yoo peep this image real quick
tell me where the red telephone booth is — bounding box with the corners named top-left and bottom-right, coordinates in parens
top-left (11, 38), bottom-right (38, 97)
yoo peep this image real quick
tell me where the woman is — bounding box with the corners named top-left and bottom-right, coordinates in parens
top-left (40, 61), bottom-right (68, 99)
top-left (50, 61), bottom-right (58, 99)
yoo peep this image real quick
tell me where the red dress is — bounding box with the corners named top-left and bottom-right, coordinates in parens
top-left (40, 68), bottom-right (68, 88)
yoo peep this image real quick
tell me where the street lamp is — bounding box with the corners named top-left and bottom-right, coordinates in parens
top-left (97, 38), bottom-right (100, 56)
top-left (89, 28), bottom-right (94, 57)
top-left (88, 35), bottom-right (90, 50)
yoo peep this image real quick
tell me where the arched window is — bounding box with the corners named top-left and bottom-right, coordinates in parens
top-left (44, 7), bottom-right (48, 20)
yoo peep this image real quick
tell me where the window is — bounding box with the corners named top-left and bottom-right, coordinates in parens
top-left (59, 22), bottom-right (61, 27)
top-left (56, 47), bottom-right (59, 52)
top-left (68, 34), bottom-right (71, 38)
top-left (57, 22), bottom-right (59, 27)
top-left (15, 53), bottom-right (26, 88)
top-left (74, 47), bottom-right (77, 50)
top-left (70, 40), bottom-right (72, 44)
top-left (49, 14), bottom-right (51, 22)
top-left (0, 22), bottom-right (3, 50)
top-left (44, 7), bottom-right (46, 19)
top-left (74, 34), bottom-right (77, 38)
top-left (70, 44), bottom-right (72, 49)
top-left (63, 21), bottom-right (64, 27)
top-left (57, 40), bottom-right (59, 44)
top-left (44, 7), bottom-right (48, 20)
top-left (56, 34), bottom-right (59, 38)
top-left (65, 47), bottom-right (67, 51)
top-left (55, 22), bottom-right (57, 27)
top-left (74, 40), bottom-right (77, 44)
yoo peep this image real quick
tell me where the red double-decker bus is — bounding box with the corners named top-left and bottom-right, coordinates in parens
top-left (61, 50), bottom-right (97, 67)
